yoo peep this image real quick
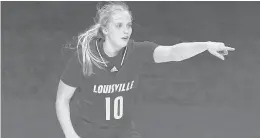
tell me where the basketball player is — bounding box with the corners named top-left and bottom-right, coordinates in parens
top-left (55, 2), bottom-right (235, 138)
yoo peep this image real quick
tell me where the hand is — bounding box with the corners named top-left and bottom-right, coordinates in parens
top-left (207, 41), bottom-right (235, 60)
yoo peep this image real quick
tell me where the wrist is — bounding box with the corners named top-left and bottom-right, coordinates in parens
top-left (205, 41), bottom-right (212, 50)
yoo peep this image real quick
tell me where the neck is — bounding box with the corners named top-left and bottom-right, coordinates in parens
top-left (103, 40), bottom-right (121, 57)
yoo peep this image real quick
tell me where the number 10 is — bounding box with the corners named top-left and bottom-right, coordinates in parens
top-left (105, 96), bottom-right (123, 120)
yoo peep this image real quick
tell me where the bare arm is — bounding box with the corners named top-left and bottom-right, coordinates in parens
top-left (153, 41), bottom-right (235, 63)
top-left (55, 80), bottom-right (80, 138)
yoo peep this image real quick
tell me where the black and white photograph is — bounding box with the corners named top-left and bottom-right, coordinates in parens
top-left (2, 1), bottom-right (260, 138)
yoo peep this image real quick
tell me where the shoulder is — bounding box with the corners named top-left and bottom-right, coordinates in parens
top-left (132, 40), bottom-right (159, 49)
top-left (126, 39), bottom-right (159, 63)
top-left (60, 49), bottom-right (84, 88)
top-left (131, 40), bottom-right (159, 52)
top-left (63, 49), bottom-right (84, 78)
top-left (68, 50), bottom-right (82, 66)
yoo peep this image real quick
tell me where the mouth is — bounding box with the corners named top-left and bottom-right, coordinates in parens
top-left (121, 36), bottom-right (129, 41)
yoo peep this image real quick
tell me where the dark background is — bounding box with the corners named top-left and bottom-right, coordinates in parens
top-left (2, 2), bottom-right (260, 138)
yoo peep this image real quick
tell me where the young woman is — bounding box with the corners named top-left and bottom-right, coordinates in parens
top-left (55, 2), bottom-right (235, 138)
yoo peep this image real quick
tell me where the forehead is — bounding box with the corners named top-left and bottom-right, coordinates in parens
top-left (110, 11), bottom-right (132, 23)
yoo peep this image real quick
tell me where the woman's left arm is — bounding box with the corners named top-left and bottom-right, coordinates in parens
top-left (153, 41), bottom-right (235, 63)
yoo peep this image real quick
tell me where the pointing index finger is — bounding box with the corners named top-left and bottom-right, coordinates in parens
top-left (224, 46), bottom-right (235, 51)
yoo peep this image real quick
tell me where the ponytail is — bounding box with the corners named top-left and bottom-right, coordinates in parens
top-left (76, 23), bottom-right (108, 76)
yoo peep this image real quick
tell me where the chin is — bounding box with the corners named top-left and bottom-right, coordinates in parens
top-left (117, 44), bottom-right (126, 49)
top-left (118, 41), bottom-right (128, 48)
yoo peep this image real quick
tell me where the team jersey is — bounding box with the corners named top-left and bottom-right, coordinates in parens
top-left (61, 38), bottom-right (158, 131)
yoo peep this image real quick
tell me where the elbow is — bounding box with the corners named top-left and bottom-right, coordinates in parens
top-left (154, 46), bottom-right (178, 63)
top-left (55, 98), bottom-right (62, 107)
top-left (55, 99), bottom-right (62, 111)
top-left (55, 96), bottom-right (69, 109)
top-left (55, 98), bottom-right (70, 118)
top-left (55, 94), bottom-right (62, 106)
top-left (154, 52), bottom-right (182, 63)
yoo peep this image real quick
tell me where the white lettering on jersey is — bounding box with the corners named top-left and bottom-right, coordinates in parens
top-left (93, 80), bottom-right (135, 94)
top-left (121, 83), bottom-right (126, 92)
top-left (98, 85), bottom-right (103, 93)
top-left (114, 84), bottom-right (120, 92)
top-left (118, 84), bottom-right (123, 92)
top-left (103, 85), bottom-right (108, 93)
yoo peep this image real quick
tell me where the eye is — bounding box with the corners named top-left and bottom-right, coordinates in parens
top-left (127, 23), bottom-right (132, 28)
top-left (116, 23), bottom-right (122, 28)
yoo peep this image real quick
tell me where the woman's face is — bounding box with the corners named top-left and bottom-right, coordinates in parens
top-left (104, 10), bottom-right (132, 49)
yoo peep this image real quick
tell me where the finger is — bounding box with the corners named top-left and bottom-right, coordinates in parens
top-left (212, 51), bottom-right (225, 60)
top-left (224, 46), bottom-right (235, 51)
top-left (218, 50), bottom-right (228, 56)
top-left (223, 51), bottom-right (228, 56)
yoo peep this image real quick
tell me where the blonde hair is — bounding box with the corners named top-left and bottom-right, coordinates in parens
top-left (76, 1), bottom-right (132, 76)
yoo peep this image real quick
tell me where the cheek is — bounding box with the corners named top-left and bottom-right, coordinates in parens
top-left (109, 29), bottom-right (118, 37)
top-left (107, 30), bottom-right (116, 38)
top-left (108, 32), bottom-right (120, 42)
top-left (129, 28), bottom-right (133, 34)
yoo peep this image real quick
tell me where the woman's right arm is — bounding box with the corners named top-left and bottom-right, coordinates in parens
top-left (55, 80), bottom-right (80, 138)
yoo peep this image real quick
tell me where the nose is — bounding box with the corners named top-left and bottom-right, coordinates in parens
top-left (123, 26), bottom-right (130, 34)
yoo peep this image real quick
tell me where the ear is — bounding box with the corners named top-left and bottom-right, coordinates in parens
top-left (102, 27), bottom-right (108, 35)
